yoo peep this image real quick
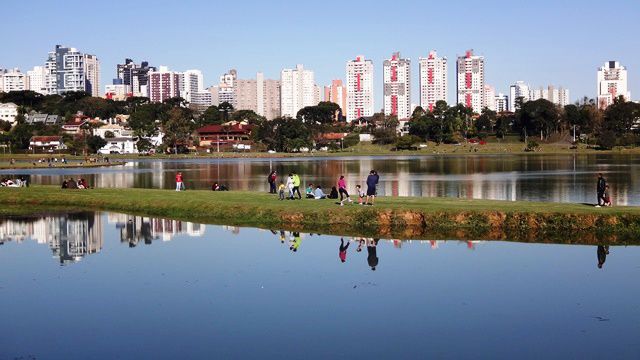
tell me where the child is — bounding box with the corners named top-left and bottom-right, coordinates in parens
top-left (603, 185), bottom-right (612, 207)
top-left (355, 185), bottom-right (366, 205)
top-left (278, 182), bottom-right (286, 200)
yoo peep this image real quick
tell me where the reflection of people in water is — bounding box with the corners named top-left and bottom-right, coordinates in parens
top-left (367, 239), bottom-right (379, 271)
top-left (597, 245), bottom-right (610, 269)
top-left (279, 230), bottom-right (286, 244)
top-left (339, 238), bottom-right (350, 263)
top-left (356, 238), bottom-right (365, 252)
top-left (289, 232), bottom-right (302, 252)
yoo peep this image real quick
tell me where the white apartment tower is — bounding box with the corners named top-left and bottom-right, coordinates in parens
top-left (456, 50), bottom-right (485, 113)
top-left (597, 61), bottom-right (630, 109)
top-left (495, 93), bottom-right (508, 113)
top-left (346, 55), bottom-right (374, 121)
top-left (383, 52), bottom-right (411, 119)
top-left (27, 66), bottom-right (47, 95)
top-left (179, 69), bottom-right (204, 103)
top-left (83, 54), bottom-right (100, 97)
top-left (483, 84), bottom-right (496, 111)
top-left (509, 81), bottom-right (530, 111)
top-left (280, 64), bottom-right (316, 118)
top-left (419, 51), bottom-right (447, 111)
top-left (1, 69), bottom-right (27, 93)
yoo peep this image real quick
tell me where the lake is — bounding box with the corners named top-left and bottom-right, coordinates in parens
top-left (1, 153), bottom-right (640, 205)
top-left (0, 212), bottom-right (639, 359)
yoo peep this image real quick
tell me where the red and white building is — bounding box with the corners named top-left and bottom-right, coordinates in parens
top-left (597, 61), bottom-right (630, 109)
top-left (456, 50), bottom-right (485, 113)
top-left (383, 52), bottom-right (411, 120)
top-left (419, 51), bottom-right (447, 111)
top-left (346, 55), bottom-right (374, 121)
top-left (148, 66), bottom-right (180, 103)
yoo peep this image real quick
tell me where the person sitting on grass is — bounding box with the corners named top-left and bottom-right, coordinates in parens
top-left (328, 186), bottom-right (339, 199)
top-left (603, 185), bottom-right (612, 207)
top-left (305, 183), bottom-right (315, 199)
top-left (67, 178), bottom-right (79, 189)
top-left (61, 180), bottom-right (68, 189)
top-left (313, 185), bottom-right (327, 199)
top-left (212, 182), bottom-right (220, 191)
top-left (278, 182), bottom-right (286, 200)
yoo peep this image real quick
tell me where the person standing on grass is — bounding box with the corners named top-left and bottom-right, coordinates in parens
top-left (596, 173), bottom-right (607, 207)
top-left (175, 172), bottom-right (184, 191)
top-left (268, 170), bottom-right (277, 194)
top-left (286, 173), bottom-right (295, 200)
top-left (337, 175), bottom-right (353, 206)
top-left (292, 172), bottom-right (302, 200)
top-left (365, 170), bottom-right (378, 206)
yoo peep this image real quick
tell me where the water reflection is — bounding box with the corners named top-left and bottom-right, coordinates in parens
top-left (3, 153), bottom-right (639, 205)
top-left (1, 212), bottom-right (639, 358)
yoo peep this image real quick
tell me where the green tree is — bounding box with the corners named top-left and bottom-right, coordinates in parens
top-left (230, 109), bottom-right (265, 124)
top-left (162, 107), bottom-right (195, 154)
top-left (86, 135), bottom-right (107, 153)
top-left (296, 102), bottom-right (340, 124)
top-left (475, 107), bottom-right (496, 138)
top-left (198, 105), bottom-right (222, 126)
top-left (136, 138), bottom-right (154, 153)
top-left (128, 103), bottom-right (167, 137)
top-left (252, 117), bottom-right (312, 152)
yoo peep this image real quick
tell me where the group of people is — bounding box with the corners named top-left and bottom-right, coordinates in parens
top-left (269, 170), bottom-right (381, 206)
top-left (61, 178), bottom-right (89, 189)
top-left (1, 177), bottom-right (28, 187)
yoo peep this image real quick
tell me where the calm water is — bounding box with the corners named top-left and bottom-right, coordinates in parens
top-left (2, 153), bottom-right (640, 205)
top-left (0, 212), bottom-right (639, 359)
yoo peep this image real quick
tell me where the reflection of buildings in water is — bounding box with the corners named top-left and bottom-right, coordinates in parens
top-left (0, 213), bottom-right (103, 264)
top-left (107, 213), bottom-right (205, 245)
top-left (223, 225), bottom-right (240, 234)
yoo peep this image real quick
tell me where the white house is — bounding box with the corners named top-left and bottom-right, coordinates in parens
top-left (94, 123), bottom-right (133, 139)
top-left (0, 103), bottom-right (19, 125)
top-left (29, 136), bottom-right (67, 152)
top-left (98, 137), bottom-right (139, 154)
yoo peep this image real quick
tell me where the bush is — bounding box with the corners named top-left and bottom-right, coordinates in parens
top-left (342, 133), bottom-right (360, 148)
top-left (394, 135), bottom-right (420, 150)
top-left (372, 128), bottom-right (397, 145)
top-left (525, 140), bottom-right (540, 152)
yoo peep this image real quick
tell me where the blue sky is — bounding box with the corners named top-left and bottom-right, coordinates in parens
top-left (2, 0), bottom-right (638, 108)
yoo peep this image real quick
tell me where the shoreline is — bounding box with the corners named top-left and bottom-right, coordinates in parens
top-left (0, 186), bottom-right (638, 244)
top-left (0, 161), bottom-right (126, 170)
top-left (0, 143), bottom-right (638, 162)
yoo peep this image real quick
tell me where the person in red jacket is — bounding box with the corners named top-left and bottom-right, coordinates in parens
top-left (175, 172), bottom-right (184, 191)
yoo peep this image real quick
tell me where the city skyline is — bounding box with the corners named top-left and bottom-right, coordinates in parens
top-left (1, 0), bottom-right (637, 110)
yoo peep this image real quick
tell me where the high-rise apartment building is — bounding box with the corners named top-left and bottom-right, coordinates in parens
top-left (1, 69), bottom-right (27, 93)
top-left (346, 55), bottom-right (374, 121)
top-left (323, 80), bottom-right (347, 112)
top-left (495, 93), bottom-right (509, 113)
top-left (148, 66), bottom-right (180, 103)
top-left (83, 54), bottom-right (100, 97)
top-left (179, 69), bottom-right (204, 103)
top-left (484, 84), bottom-right (496, 111)
top-left (280, 64), bottom-right (316, 118)
top-left (383, 52), bottom-right (411, 119)
top-left (27, 66), bottom-right (47, 94)
top-left (43, 45), bottom-right (99, 96)
top-left (597, 61), bottom-right (630, 109)
top-left (419, 51), bottom-right (447, 111)
top-left (116, 59), bottom-right (156, 97)
top-left (456, 50), bottom-right (485, 113)
top-left (509, 81), bottom-right (530, 111)
top-left (529, 85), bottom-right (570, 107)
top-left (224, 72), bottom-right (281, 120)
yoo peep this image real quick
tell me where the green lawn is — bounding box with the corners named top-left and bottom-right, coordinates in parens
top-left (0, 186), bottom-right (638, 244)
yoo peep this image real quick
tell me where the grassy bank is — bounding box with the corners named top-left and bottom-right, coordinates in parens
top-left (0, 161), bottom-right (126, 170)
top-left (0, 186), bottom-right (639, 244)
top-left (0, 142), bottom-right (637, 162)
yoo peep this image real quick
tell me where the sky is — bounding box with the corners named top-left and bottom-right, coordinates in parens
top-left (2, 0), bottom-right (638, 109)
